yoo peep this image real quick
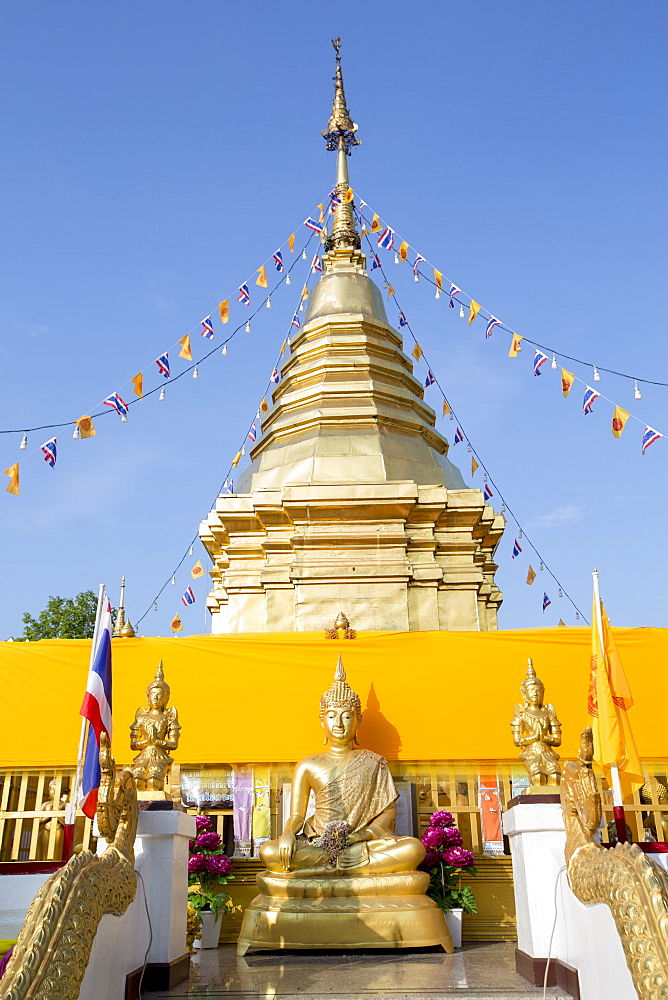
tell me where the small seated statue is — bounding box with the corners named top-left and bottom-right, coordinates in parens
top-left (238, 657), bottom-right (451, 955)
top-left (511, 658), bottom-right (561, 788)
top-left (130, 661), bottom-right (180, 794)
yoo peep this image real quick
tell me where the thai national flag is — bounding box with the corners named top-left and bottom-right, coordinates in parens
top-left (512, 539), bottom-right (522, 558)
top-left (412, 254), bottom-right (425, 278)
top-left (425, 370), bottom-right (436, 387)
top-left (533, 351), bottom-right (549, 376)
top-left (273, 251), bottom-right (284, 272)
top-left (103, 393), bottom-right (129, 417)
top-left (448, 284), bottom-right (461, 309)
top-left (311, 254), bottom-right (323, 273)
top-left (371, 253), bottom-right (382, 270)
top-left (329, 188), bottom-right (341, 208)
top-left (583, 386), bottom-right (600, 415)
top-left (304, 217), bottom-right (322, 233)
top-left (484, 483), bottom-right (493, 502)
top-left (248, 422), bottom-right (257, 442)
top-left (399, 312), bottom-right (408, 327)
top-left (291, 312), bottom-right (301, 329)
top-left (485, 316), bottom-right (501, 339)
top-left (201, 316), bottom-right (214, 339)
top-left (156, 354), bottom-right (170, 378)
top-left (181, 585), bottom-right (196, 606)
top-left (41, 438), bottom-right (57, 468)
top-left (642, 426), bottom-right (662, 455)
top-left (79, 591), bottom-right (113, 819)
top-left (543, 592), bottom-right (551, 612)
top-left (378, 227), bottom-right (395, 251)
top-left (237, 283), bottom-right (251, 305)
top-left (453, 427), bottom-right (463, 445)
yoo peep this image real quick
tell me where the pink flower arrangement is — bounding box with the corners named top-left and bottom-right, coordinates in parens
top-left (421, 826), bottom-right (446, 849)
top-left (442, 845), bottom-right (475, 868)
top-left (419, 809), bottom-right (477, 915)
top-left (188, 854), bottom-right (208, 875)
top-left (188, 813), bottom-right (233, 920)
top-left (205, 854), bottom-right (232, 876)
top-left (430, 810), bottom-right (454, 828)
top-left (196, 815), bottom-right (212, 832)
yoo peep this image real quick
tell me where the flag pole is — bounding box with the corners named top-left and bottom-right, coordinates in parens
top-left (593, 568), bottom-right (628, 844)
top-left (63, 584), bottom-right (105, 860)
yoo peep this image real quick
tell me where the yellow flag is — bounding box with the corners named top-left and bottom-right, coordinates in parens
top-left (526, 566), bottom-right (536, 586)
top-left (4, 464), bottom-right (19, 496)
top-left (434, 269), bottom-right (443, 291)
top-left (612, 405), bottom-right (630, 439)
top-left (508, 333), bottom-right (523, 358)
top-left (442, 398), bottom-right (451, 417)
top-left (468, 300), bottom-right (481, 325)
top-left (386, 284), bottom-right (395, 298)
top-left (398, 242), bottom-right (409, 263)
top-left (370, 214), bottom-right (381, 234)
top-left (132, 373), bottom-right (143, 399)
top-left (191, 561), bottom-right (204, 579)
top-left (256, 265), bottom-right (268, 288)
top-left (75, 415), bottom-right (96, 439)
top-left (344, 187), bottom-right (354, 203)
top-left (301, 284), bottom-right (309, 300)
top-left (178, 334), bottom-right (192, 360)
top-left (561, 369), bottom-right (575, 398)
top-left (288, 233), bottom-right (295, 252)
top-left (412, 343), bottom-right (423, 362)
top-left (218, 300), bottom-right (229, 324)
top-left (170, 613), bottom-right (183, 633)
top-left (260, 397), bottom-right (269, 413)
top-left (280, 339), bottom-right (287, 356)
top-left (317, 203), bottom-right (325, 223)
top-left (558, 619), bottom-right (566, 628)
top-left (471, 457), bottom-right (479, 476)
top-left (589, 588), bottom-right (644, 801)
top-left (231, 451), bottom-right (242, 468)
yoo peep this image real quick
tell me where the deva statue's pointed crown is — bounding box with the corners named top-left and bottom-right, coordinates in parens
top-left (319, 655), bottom-right (362, 723)
top-left (520, 658), bottom-right (544, 697)
top-left (148, 660), bottom-right (170, 695)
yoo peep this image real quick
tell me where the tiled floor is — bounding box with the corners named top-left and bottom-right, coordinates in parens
top-left (147, 942), bottom-right (569, 998)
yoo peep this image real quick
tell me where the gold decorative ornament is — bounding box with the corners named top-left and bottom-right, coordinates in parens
top-left (561, 728), bottom-right (668, 998)
top-left (237, 656), bottom-right (452, 955)
top-left (511, 658), bottom-right (561, 789)
top-left (112, 575), bottom-right (136, 638)
top-left (0, 734), bottom-right (137, 1000)
top-left (640, 780), bottom-right (668, 842)
top-left (130, 660), bottom-right (181, 795)
top-left (325, 611), bottom-right (357, 640)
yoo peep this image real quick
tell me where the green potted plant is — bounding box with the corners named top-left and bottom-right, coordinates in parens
top-left (188, 815), bottom-right (233, 949)
top-left (420, 810), bottom-right (477, 948)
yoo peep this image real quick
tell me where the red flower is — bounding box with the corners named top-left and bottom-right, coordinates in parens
top-left (442, 846), bottom-right (475, 869)
top-left (195, 831), bottom-right (222, 850)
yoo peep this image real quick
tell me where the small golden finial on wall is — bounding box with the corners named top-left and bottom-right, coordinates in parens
top-left (325, 611), bottom-right (356, 640)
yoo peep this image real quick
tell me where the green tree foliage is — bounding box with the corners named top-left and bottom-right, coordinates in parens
top-left (17, 590), bottom-right (103, 640)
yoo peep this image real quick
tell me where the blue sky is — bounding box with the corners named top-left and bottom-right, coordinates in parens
top-left (1, 1), bottom-right (667, 638)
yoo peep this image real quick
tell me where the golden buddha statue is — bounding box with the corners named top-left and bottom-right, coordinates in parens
top-left (36, 779), bottom-right (69, 861)
top-left (511, 658), bottom-right (562, 789)
top-left (130, 661), bottom-right (180, 794)
top-left (238, 657), bottom-right (452, 955)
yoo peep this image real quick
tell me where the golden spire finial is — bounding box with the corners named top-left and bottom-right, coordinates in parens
top-left (322, 38), bottom-right (361, 254)
top-left (112, 575), bottom-right (136, 638)
top-left (319, 655), bottom-right (362, 721)
top-left (149, 660), bottom-right (169, 692)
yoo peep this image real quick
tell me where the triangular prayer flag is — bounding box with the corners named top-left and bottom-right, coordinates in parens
top-left (386, 284), bottom-right (395, 298)
top-left (558, 619), bottom-right (566, 628)
top-left (170, 613), bottom-right (183, 633)
top-left (442, 399), bottom-right (451, 417)
top-left (288, 233), bottom-right (295, 252)
top-left (281, 339), bottom-right (287, 356)
top-left (256, 265), bottom-right (268, 288)
top-left (526, 566), bottom-right (536, 585)
top-left (612, 405), bottom-right (630, 439)
top-left (260, 397), bottom-right (269, 413)
top-left (218, 300), bottom-right (229, 324)
top-left (231, 451), bottom-right (242, 468)
top-left (191, 561), bottom-right (204, 579)
top-left (399, 241), bottom-right (409, 263)
top-left (317, 203), bottom-right (325, 223)
top-left (468, 300), bottom-right (481, 325)
top-left (301, 284), bottom-right (309, 300)
top-left (370, 214), bottom-right (381, 234)
top-left (132, 373), bottom-right (143, 399)
top-left (508, 333), bottom-right (523, 358)
top-left (471, 457), bottom-right (479, 476)
top-left (561, 369), bottom-right (575, 398)
top-left (4, 463), bottom-right (19, 496)
top-left (178, 334), bottom-right (192, 360)
top-left (434, 269), bottom-right (443, 291)
top-left (411, 343), bottom-right (423, 362)
top-left (75, 415), bottom-right (96, 439)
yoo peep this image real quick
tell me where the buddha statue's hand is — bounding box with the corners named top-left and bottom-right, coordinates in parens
top-left (278, 831), bottom-right (297, 871)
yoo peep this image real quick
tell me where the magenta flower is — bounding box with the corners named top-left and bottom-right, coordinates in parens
top-left (188, 854), bottom-right (208, 875)
top-left (429, 810), bottom-right (454, 828)
top-left (423, 848), bottom-right (440, 869)
top-left (195, 831), bottom-right (222, 850)
top-left (442, 846), bottom-right (475, 869)
top-left (205, 854), bottom-right (232, 876)
top-left (421, 827), bottom-right (446, 849)
top-left (441, 826), bottom-right (463, 847)
top-left (196, 815), bottom-right (212, 832)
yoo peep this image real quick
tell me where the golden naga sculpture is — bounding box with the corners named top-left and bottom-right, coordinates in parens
top-left (0, 735), bottom-right (137, 1000)
top-left (237, 656), bottom-right (452, 955)
top-left (561, 728), bottom-right (668, 999)
top-left (511, 658), bottom-right (561, 789)
top-left (325, 610), bottom-right (356, 640)
top-left (130, 660), bottom-right (180, 794)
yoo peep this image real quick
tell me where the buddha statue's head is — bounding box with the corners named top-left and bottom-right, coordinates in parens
top-left (520, 658), bottom-right (544, 708)
top-left (319, 655), bottom-right (361, 746)
top-left (147, 661), bottom-right (170, 710)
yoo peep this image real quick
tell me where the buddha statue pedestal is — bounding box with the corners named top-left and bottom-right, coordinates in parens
top-left (237, 870), bottom-right (451, 955)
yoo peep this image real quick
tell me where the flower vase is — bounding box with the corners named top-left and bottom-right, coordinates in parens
top-left (194, 910), bottom-right (219, 949)
top-left (445, 907), bottom-right (463, 949)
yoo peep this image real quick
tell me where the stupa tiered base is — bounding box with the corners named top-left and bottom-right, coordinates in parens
top-left (236, 870), bottom-right (453, 955)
